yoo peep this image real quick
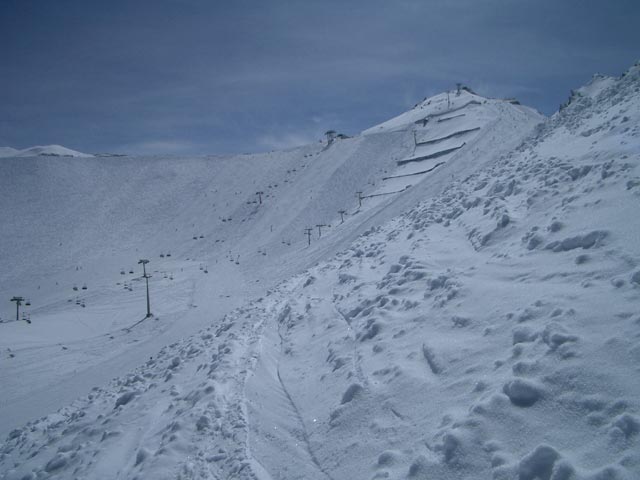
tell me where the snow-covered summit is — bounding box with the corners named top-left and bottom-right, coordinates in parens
top-left (0, 144), bottom-right (92, 158)
top-left (363, 87), bottom-right (537, 135)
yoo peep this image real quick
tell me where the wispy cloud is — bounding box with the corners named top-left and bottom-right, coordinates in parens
top-left (257, 130), bottom-right (322, 151)
top-left (118, 140), bottom-right (201, 156)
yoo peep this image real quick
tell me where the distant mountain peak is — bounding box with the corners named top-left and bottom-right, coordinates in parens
top-left (0, 146), bottom-right (19, 157)
top-left (0, 144), bottom-right (92, 158)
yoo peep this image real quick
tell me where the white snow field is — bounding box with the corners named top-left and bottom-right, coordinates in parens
top-left (1, 63), bottom-right (639, 479)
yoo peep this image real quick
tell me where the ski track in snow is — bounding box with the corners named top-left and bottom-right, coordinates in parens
top-left (331, 296), bottom-right (370, 391)
top-left (2, 64), bottom-right (640, 479)
top-left (275, 307), bottom-right (336, 480)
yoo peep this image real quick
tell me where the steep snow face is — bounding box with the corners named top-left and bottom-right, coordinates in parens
top-left (244, 65), bottom-right (640, 479)
top-left (2, 64), bottom-right (638, 480)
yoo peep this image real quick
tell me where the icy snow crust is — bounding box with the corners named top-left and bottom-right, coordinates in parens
top-left (1, 65), bottom-right (640, 479)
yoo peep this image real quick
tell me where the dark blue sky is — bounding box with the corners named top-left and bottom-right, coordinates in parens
top-left (1, 0), bottom-right (638, 155)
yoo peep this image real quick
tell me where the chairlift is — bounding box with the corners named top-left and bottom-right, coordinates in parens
top-left (166, 253), bottom-right (171, 257)
top-left (72, 285), bottom-right (78, 291)
top-left (129, 269), bottom-right (134, 274)
top-left (82, 284), bottom-right (87, 290)
top-left (25, 299), bottom-right (31, 306)
top-left (160, 253), bottom-right (165, 258)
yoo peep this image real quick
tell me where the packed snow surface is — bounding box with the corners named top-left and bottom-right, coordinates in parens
top-left (0, 145), bottom-right (92, 158)
top-left (1, 64), bottom-right (640, 479)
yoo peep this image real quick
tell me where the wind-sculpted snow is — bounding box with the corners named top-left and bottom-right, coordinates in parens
top-left (1, 64), bottom-right (640, 479)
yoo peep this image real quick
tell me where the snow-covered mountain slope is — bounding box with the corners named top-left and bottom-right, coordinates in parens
top-left (0, 91), bottom-right (541, 439)
top-left (1, 63), bottom-right (639, 480)
top-left (0, 145), bottom-right (92, 158)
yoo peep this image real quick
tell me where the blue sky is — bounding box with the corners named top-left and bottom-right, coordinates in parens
top-left (0, 0), bottom-right (638, 155)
